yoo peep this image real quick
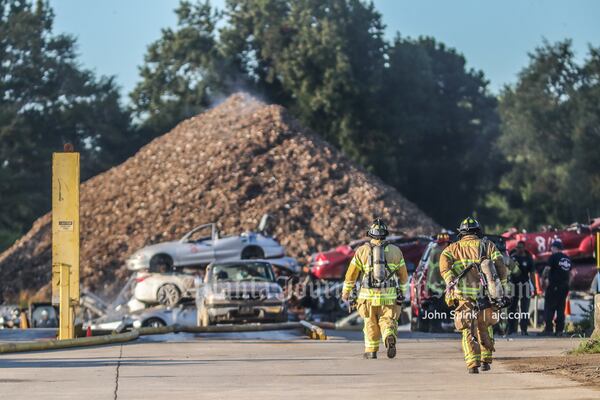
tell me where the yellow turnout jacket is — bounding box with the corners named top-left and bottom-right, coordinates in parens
top-left (342, 240), bottom-right (409, 306)
top-left (439, 234), bottom-right (508, 300)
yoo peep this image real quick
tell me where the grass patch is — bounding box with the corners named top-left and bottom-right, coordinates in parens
top-left (570, 336), bottom-right (600, 355)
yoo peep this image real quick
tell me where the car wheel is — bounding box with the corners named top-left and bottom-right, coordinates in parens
top-left (156, 284), bottom-right (181, 307)
top-left (199, 306), bottom-right (211, 327)
top-left (241, 246), bottom-right (265, 259)
top-left (143, 318), bottom-right (166, 328)
top-left (149, 254), bottom-right (174, 273)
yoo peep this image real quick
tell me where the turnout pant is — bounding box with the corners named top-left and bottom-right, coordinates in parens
top-left (357, 300), bottom-right (400, 352)
top-left (544, 285), bottom-right (568, 333)
top-left (454, 300), bottom-right (496, 369)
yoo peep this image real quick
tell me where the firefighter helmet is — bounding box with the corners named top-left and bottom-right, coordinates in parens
top-left (436, 232), bottom-right (451, 244)
top-left (367, 218), bottom-right (389, 239)
top-left (458, 217), bottom-right (481, 236)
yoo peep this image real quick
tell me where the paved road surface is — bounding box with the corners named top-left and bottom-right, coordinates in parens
top-left (0, 330), bottom-right (597, 399)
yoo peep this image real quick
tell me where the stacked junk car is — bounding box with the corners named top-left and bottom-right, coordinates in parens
top-left (80, 214), bottom-right (301, 330)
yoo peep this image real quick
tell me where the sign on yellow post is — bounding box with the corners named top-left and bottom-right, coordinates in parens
top-left (51, 152), bottom-right (80, 305)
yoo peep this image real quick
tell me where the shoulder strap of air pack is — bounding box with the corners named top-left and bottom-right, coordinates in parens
top-left (479, 238), bottom-right (489, 262)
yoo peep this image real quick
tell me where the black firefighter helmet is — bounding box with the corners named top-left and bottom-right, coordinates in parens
top-left (458, 216), bottom-right (482, 237)
top-left (367, 218), bottom-right (389, 240)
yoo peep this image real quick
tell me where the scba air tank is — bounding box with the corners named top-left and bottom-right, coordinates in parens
top-left (480, 259), bottom-right (504, 301)
top-left (372, 245), bottom-right (386, 284)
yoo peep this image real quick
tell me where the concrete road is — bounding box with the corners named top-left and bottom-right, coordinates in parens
top-left (0, 330), bottom-right (597, 400)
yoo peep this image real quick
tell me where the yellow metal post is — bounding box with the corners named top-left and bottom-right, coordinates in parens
top-left (58, 263), bottom-right (73, 340)
top-left (52, 149), bottom-right (80, 340)
top-left (596, 232), bottom-right (600, 293)
top-left (595, 232), bottom-right (600, 336)
top-left (596, 232), bottom-right (600, 269)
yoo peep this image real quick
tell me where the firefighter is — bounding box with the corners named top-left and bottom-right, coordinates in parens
top-left (541, 240), bottom-right (572, 336)
top-left (341, 218), bottom-right (408, 359)
top-left (440, 217), bottom-right (508, 374)
top-left (425, 233), bottom-right (452, 332)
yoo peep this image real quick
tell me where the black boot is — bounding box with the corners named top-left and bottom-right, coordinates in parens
top-left (385, 336), bottom-right (397, 359)
top-left (468, 367), bottom-right (479, 374)
top-left (481, 362), bottom-right (491, 371)
top-left (363, 352), bottom-right (377, 359)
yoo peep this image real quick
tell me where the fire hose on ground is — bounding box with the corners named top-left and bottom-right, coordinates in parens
top-left (0, 321), bottom-right (327, 354)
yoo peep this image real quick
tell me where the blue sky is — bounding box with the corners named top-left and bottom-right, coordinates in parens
top-left (49, 0), bottom-right (600, 99)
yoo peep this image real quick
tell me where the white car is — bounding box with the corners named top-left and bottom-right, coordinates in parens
top-left (126, 216), bottom-right (285, 271)
top-left (134, 271), bottom-right (198, 306)
top-left (131, 302), bottom-right (198, 328)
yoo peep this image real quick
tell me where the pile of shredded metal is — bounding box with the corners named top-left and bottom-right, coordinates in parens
top-left (0, 93), bottom-right (439, 300)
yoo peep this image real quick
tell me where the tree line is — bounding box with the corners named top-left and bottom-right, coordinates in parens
top-left (1, 0), bottom-right (599, 251)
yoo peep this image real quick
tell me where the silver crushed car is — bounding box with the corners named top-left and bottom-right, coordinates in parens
top-left (131, 302), bottom-right (198, 328)
top-left (126, 215), bottom-right (285, 271)
top-left (197, 261), bottom-right (287, 326)
top-left (133, 270), bottom-right (198, 306)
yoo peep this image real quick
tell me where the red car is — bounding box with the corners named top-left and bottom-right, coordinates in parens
top-left (503, 218), bottom-right (599, 264)
top-left (410, 240), bottom-right (449, 332)
top-left (310, 236), bottom-right (431, 280)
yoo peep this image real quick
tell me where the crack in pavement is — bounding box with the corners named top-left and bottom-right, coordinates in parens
top-left (113, 345), bottom-right (124, 400)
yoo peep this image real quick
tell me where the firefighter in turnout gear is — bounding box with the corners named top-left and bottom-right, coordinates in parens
top-left (425, 233), bottom-right (452, 332)
top-left (440, 217), bottom-right (509, 374)
top-left (427, 233), bottom-right (452, 295)
top-left (342, 218), bottom-right (409, 359)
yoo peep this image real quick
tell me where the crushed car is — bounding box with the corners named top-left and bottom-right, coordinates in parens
top-left (310, 235), bottom-right (431, 280)
top-left (126, 215), bottom-right (285, 271)
top-left (0, 305), bottom-right (21, 329)
top-left (134, 269), bottom-right (199, 307)
top-left (503, 218), bottom-right (599, 264)
top-left (196, 261), bottom-right (287, 326)
top-left (131, 301), bottom-right (197, 328)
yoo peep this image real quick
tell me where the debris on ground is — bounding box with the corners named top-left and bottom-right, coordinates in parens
top-left (502, 354), bottom-right (600, 388)
top-left (0, 93), bottom-right (439, 300)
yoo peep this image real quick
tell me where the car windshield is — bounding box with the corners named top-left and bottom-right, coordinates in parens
top-left (211, 263), bottom-right (274, 282)
top-left (184, 225), bottom-right (212, 243)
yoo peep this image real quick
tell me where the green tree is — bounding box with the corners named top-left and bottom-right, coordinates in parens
top-left (0, 0), bottom-right (132, 250)
top-left (490, 41), bottom-right (600, 228)
top-left (219, 0), bottom-right (292, 103)
top-left (130, 0), bottom-right (223, 137)
top-left (375, 36), bottom-right (500, 227)
top-left (221, 0), bottom-right (388, 162)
